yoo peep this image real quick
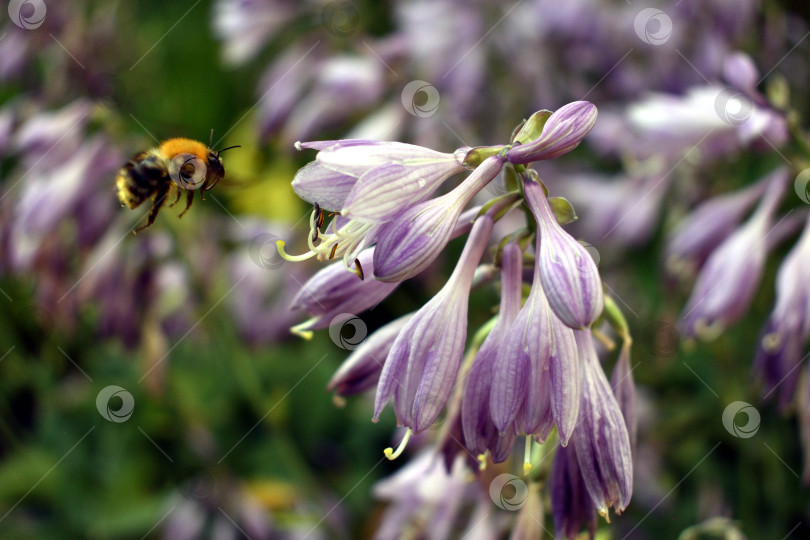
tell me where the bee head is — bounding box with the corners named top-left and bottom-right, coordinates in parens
top-left (203, 145), bottom-right (240, 191)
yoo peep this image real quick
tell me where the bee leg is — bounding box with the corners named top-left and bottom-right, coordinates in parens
top-left (168, 186), bottom-right (182, 208)
top-left (178, 189), bottom-right (194, 219)
top-left (134, 185), bottom-right (169, 234)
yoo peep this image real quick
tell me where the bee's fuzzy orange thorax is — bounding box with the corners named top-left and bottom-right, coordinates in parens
top-left (159, 138), bottom-right (209, 161)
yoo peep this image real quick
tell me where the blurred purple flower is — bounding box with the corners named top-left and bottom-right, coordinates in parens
top-left (213, 0), bottom-right (295, 65)
top-left (373, 451), bottom-right (479, 540)
top-left (680, 169), bottom-right (788, 339)
top-left (666, 175), bottom-right (769, 277)
top-left (754, 213), bottom-right (810, 411)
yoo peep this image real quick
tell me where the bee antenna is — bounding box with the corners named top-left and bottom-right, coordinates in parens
top-left (209, 128), bottom-right (214, 148)
top-left (217, 145), bottom-right (241, 156)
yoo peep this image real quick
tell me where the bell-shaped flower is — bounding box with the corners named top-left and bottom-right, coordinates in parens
top-left (666, 175), bottom-right (769, 277)
top-left (572, 330), bottom-right (633, 518)
top-left (610, 343), bottom-right (637, 456)
top-left (551, 442), bottom-right (597, 540)
top-left (283, 140), bottom-right (469, 271)
top-left (506, 101), bottom-right (597, 165)
top-left (289, 247), bottom-right (399, 336)
top-left (373, 155), bottom-right (504, 282)
top-left (489, 230), bottom-right (580, 445)
top-left (291, 139), bottom-right (467, 214)
top-left (525, 179), bottom-right (603, 329)
top-left (328, 314), bottom-right (413, 398)
top-left (754, 212), bottom-right (810, 411)
top-left (289, 206), bottom-right (484, 337)
top-left (373, 214), bottom-right (494, 434)
top-left (461, 242), bottom-right (522, 462)
top-left (373, 452), bottom-right (480, 540)
top-left (680, 169), bottom-right (787, 339)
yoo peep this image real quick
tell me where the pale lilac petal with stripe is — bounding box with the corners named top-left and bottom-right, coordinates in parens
top-left (373, 156), bottom-right (503, 283)
top-left (373, 216), bottom-right (494, 432)
top-left (328, 314), bottom-right (414, 397)
top-left (525, 180), bottom-right (603, 329)
top-left (507, 101), bottom-right (597, 164)
top-left (461, 243), bottom-right (523, 456)
top-left (572, 330), bottom-right (633, 517)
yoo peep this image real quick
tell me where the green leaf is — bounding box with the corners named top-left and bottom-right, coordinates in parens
top-left (548, 196), bottom-right (577, 225)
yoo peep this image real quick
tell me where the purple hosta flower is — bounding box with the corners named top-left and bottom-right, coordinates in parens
top-left (256, 42), bottom-right (320, 139)
top-left (373, 451), bottom-right (475, 540)
top-left (8, 129), bottom-right (121, 271)
top-left (292, 140), bottom-right (467, 213)
top-left (290, 206), bottom-right (483, 336)
top-left (289, 247), bottom-right (399, 336)
top-left (666, 175), bottom-right (769, 278)
top-left (560, 168), bottom-right (671, 249)
top-left (374, 214), bottom-right (493, 437)
top-left (489, 232), bottom-right (580, 447)
top-left (372, 155), bottom-right (504, 282)
top-left (328, 314), bottom-right (413, 398)
top-left (551, 442), bottom-right (597, 540)
top-left (10, 101), bottom-right (93, 177)
top-left (162, 476), bottom-right (277, 540)
top-left (461, 242), bottom-right (523, 463)
top-left (213, 0), bottom-right (295, 65)
top-left (573, 330), bottom-right (633, 519)
top-left (627, 85), bottom-right (788, 156)
top-left (506, 101), bottom-right (597, 165)
top-left (610, 344), bottom-right (637, 456)
top-left (524, 179), bottom-right (603, 329)
top-left (282, 55), bottom-right (386, 144)
top-left (723, 52), bottom-right (765, 106)
top-left (680, 169), bottom-right (788, 339)
top-left (754, 213), bottom-right (810, 411)
top-left (284, 139), bottom-right (468, 271)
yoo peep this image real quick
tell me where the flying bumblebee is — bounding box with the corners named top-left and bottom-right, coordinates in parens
top-left (116, 133), bottom-right (240, 233)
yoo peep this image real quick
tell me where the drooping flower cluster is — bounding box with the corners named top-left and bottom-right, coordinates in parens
top-left (282, 101), bottom-right (637, 532)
